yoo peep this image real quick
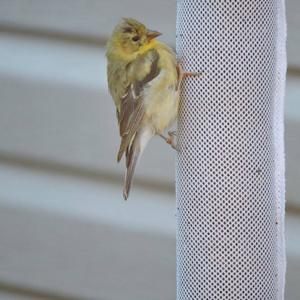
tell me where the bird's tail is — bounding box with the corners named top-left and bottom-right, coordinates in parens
top-left (123, 127), bottom-right (153, 200)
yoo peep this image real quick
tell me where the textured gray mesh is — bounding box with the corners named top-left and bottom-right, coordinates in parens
top-left (176, 1), bottom-right (286, 299)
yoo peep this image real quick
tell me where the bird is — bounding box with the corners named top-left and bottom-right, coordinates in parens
top-left (106, 18), bottom-right (195, 200)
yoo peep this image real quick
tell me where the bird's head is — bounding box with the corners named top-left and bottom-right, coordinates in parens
top-left (107, 18), bottom-right (161, 59)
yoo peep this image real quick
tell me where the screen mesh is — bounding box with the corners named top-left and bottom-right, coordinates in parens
top-left (175, 1), bottom-right (286, 299)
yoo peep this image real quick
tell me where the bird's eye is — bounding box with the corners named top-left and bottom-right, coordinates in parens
top-left (132, 36), bottom-right (140, 42)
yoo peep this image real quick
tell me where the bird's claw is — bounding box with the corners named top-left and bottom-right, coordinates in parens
top-left (160, 131), bottom-right (178, 151)
top-left (183, 71), bottom-right (202, 77)
top-left (168, 130), bottom-right (177, 137)
top-left (176, 64), bottom-right (203, 91)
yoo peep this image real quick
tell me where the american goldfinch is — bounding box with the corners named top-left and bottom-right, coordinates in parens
top-left (106, 18), bottom-right (192, 200)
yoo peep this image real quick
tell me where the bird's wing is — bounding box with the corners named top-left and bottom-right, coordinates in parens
top-left (117, 49), bottom-right (160, 162)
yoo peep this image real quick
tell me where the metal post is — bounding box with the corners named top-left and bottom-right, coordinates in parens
top-left (176, 1), bottom-right (286, 299)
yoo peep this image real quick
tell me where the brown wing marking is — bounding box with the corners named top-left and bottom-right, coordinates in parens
top-left (117, 51), bottom-right (160, 162)
top-left (117, 95), bottom-right (144, 162)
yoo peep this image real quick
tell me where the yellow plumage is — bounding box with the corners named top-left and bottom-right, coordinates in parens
top-left (106, 18), bottom-right (180, 199)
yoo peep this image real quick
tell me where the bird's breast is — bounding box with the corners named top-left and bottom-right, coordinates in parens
top-left (143, 70), bottom-right (179, 134)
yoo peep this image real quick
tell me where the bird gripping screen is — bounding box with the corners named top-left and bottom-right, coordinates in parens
top-left (176, 0), bottom-right (286, 299)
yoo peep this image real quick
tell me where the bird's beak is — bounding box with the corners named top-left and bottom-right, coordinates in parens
top-left (147, 30), bottom-right (162, 40)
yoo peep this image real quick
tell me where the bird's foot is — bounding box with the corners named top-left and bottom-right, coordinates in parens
top-left (176, 63), bottom-right (203, 91)
top-left (183, 71), bottom-right (201, 77)
top-left (159, 131), bottom-right (178, 151)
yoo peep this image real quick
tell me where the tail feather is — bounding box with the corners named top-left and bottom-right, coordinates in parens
top-left (122, 127), bottom-right (153, 200)
top-left (126, 143), bottom-right (133, 168)
top-left (123, 147), bottom-right (140, 200)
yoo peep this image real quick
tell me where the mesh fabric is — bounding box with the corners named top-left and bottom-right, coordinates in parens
top-left (176, 1), bottom-right (286, 299)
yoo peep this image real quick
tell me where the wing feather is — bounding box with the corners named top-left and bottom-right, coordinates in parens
top-left (116, 49), bottom-right (160, 161)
